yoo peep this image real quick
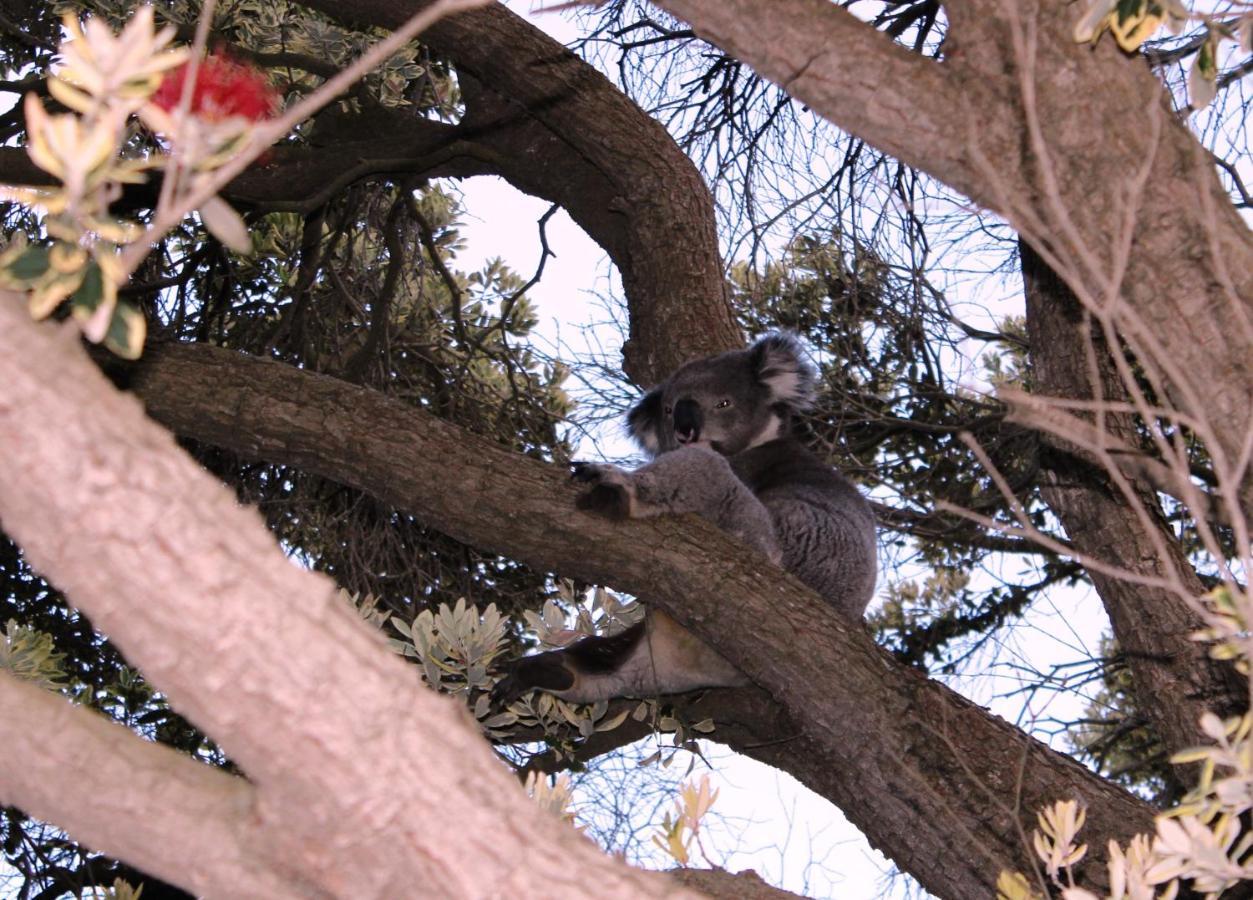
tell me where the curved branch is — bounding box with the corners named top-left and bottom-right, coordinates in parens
top-left (291, 0), bottom-right (741, 384)
top-left (114, 338), bottom-right (1159, 897)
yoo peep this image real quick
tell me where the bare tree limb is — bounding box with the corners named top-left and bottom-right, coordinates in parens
top-left (108, 336), bottom-right (1160, 897)
top-left (0, 673), bottom-right (286, 897)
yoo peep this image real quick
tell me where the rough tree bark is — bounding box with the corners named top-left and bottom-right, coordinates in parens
top-left (0, 298), bottom-right (703, 900)
top-left (651, 0), bottom-right (1253, 512)
top-left (1021, 241), bottom-right (1247, 769)
top-left (106, 336), bottom-right (1160, 897)
top-left (0, 0), bottom-right (1241, 895)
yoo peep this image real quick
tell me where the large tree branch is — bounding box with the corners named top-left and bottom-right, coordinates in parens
top-left (652, 0), bottom-right (1253, 513)
top-left (406, 0), bottom-right (742, 382)
top-left (2, 0), bottom-right (743, 384)
top-left (0, 298), bottom-right (697, 899)
top-left (0, 139), bottom-right (496, 223)
top-left (0, 673), bottom-right (289, 897)
top-left (114, 337), bottom-right (1160, 897)
top-left (289, 0), bottom-right (746, 383)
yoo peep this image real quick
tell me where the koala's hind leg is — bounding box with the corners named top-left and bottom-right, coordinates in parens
top-left (493, 612), bottom-right (747, 704)
top-left (573, 448), bottom-right (781, 564)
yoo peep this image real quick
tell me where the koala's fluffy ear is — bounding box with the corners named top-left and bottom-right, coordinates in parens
top-left (750, 333), bottom-right (815, 409)
top-left (626, 386), bottom-right (665, 456)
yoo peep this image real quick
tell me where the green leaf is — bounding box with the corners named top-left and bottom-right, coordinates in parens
top-left (103, 301), bottom-right (146, 360)
top-left (594, 708), bottom-right (631, 732)
top-left (6, 245), bottom-right (50, 282)
top-left (1114, 0), bottom-right (1146, 24)
top-left (69, 260), bottom-right (105, 315)
top-left (1109, 0), bottom-right (1164, 50)
top-left (638, 749), bottom-right (662, 768)
top-left (1198, 35), bottom-right (1218, 78)
top-left (1189, 37), bottom-right (1219, 110)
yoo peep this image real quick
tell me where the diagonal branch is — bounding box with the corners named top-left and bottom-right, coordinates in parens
top-left (0, 672), bottom-right (284, 897)
top-left (0, 297), bottom-right (694, 899)
top-left (652, 0), bottom-right (973, 192)
top-left (1000, 387), bottom-right (1230, 525)
top-left (111, 336), bottom-right (1160, 897)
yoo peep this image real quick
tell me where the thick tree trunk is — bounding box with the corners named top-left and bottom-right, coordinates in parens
top-left (112, 337), bottom-right (1160, 898)
top-left (0, 300), bottom-right (701, 900)
top-left (1021, 241), bottom-right (1246, 770)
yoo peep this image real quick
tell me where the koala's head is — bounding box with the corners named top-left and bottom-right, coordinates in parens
top-left (626, 333), bottom-right (815, 457)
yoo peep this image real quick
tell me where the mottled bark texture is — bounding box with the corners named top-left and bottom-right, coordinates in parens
top-left (653, 0), bottom-right (1253, 514)
top-left (0, 300), bottom-right (701, 900)
top-left (1022, 241), bottom-right (1246, 768)
top-left (112, 338), bottom-right (1159, 898)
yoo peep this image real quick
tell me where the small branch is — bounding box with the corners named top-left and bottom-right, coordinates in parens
top-left (934, 498), bottom-right (1176, 593)
top-left (155, 0), bottom-right (220, 219)
top-left (0, 673), bottom-right (279, 897)
top-left (344, 192), bottom-right (409, 380)
top-left (1213, 153), bottom-right (1253, 209)
top-left (501, 203), bottom-right (559, 317)
top-left (1000, 387), bottom-right (1230, 524)
top-left (408, 197), bottom-right (468, 348)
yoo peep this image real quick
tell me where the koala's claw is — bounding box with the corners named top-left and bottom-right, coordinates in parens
top-left (571, 462), bottom-right (632, 519)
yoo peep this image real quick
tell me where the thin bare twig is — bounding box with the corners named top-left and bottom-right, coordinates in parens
top-left (999, 387), bottom-right (1229, 524)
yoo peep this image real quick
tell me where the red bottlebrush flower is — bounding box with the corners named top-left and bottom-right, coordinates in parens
top-left (153, 53), bottom-right (278, 122)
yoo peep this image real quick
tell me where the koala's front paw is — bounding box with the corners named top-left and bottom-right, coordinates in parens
top-left (571, 462), bottom-right (633, 519)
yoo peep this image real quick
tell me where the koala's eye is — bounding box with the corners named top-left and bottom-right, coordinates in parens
top-left (663, 405), bottom-right (673, 416)
top-left (715, 399), bottom-right (732, 409)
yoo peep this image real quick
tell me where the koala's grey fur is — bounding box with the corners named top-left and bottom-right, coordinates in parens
top-left (493, 334), bottom-right (877, 705)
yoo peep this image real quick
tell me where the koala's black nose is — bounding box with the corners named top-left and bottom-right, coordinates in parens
top-left (673, 398), bottom-right (702, 443)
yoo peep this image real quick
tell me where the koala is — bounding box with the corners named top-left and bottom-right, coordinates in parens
top-left (493, 334), bottom-right (877, 705)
